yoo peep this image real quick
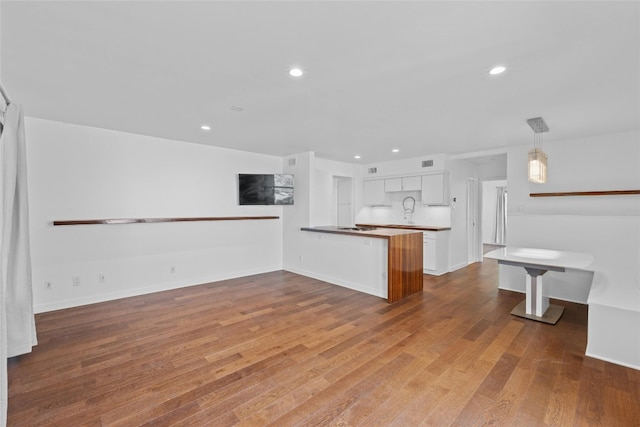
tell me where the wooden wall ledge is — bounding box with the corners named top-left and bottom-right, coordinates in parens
top-left (53, 216), bottom-right (280, 226)
top-left (530, 190), bottom-right (640, 198)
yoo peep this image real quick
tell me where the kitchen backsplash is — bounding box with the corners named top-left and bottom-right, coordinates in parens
top-left (355, 204), bottom-right (451, 227)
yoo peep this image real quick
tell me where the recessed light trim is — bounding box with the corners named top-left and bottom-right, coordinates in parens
top-left (489, 65), bottom-right (506, 75)
top-left (289, 67), bottom-right (303, 77)
top-left (200, 124), bottom-right (211, 131)
top-left (230, 105), bottom-right (245, 112)
top-left (392, 149), bottom-right (399, 153)
top-left (354, 155), bottom-right (361, 159)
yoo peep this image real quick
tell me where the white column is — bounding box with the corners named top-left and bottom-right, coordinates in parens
top-left (526, 273), bottom-right (549, 317)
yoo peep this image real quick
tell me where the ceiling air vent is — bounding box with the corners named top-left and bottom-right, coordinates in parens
top-left (288, 158), bottom-right (297, 167)
top-left (422, 160), bottom-right (434, 168)
top-left (367, 167), bottom-right (378, 174)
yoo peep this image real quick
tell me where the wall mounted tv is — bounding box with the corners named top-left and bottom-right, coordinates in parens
top-left (238, 174), bottom-right (294, 205)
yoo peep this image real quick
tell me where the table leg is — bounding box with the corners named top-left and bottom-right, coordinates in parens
top-left (510, 267), bottom-right (564, 324)
top-left (494, 259), bottom-right (567, 324)
top-left (526, 271), bottom-right (549, 317)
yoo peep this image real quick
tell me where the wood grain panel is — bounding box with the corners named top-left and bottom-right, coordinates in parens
top-left (7, 263), bottom-right (640, 426)
top-left (530, 190), bottom-right (640, 197)
top-left (387, 232), bottom-right (423, 303)
top-left (53, 216), bottom-right (280, 226)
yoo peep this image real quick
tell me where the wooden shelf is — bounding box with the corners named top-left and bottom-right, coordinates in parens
top-left (530, 190), bottom-right (640, 198)
top-left (53, 216), bottom-right (280, 226)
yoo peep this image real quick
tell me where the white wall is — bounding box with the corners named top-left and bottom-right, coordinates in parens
top-left (282, 152), bottom-right (313, 271)
top-left (0, 1), bottom-right (6, 113)
top-left (477, 157), bottom-right (507, 181)
top-left (500, 130), bottom-right (640, 369)
top-left (448, 159), bottom-right (479, 271)
top-left (26, 118), bottom-right (284, 312)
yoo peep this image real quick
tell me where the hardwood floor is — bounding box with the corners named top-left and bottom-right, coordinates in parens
top-left (7, 260), bottom-right (640, 426)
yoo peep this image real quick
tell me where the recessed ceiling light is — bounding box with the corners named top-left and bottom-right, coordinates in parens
top-left (392, 149), bottom-right (400, 153)
top-left (230, 105), bottom-right (245, 112)
top-left (289, 68), bottom-right (303, 77)
top-left (489, 66), bottom-right (506, 75)
top-left (354, 155), bottom-right (361, 159)
top-left (200, 124), bottom-right (211, 131)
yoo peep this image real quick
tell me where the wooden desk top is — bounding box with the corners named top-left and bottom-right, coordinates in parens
top-left (301, 226), bottom-right (421, 239)
top-left (356, 223), bottom-right (451, 232)
top-left (485, 247), bottom-right (594, 271)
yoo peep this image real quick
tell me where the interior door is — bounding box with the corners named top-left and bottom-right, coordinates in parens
top-left (337, 177), bottom-right (353, 227)
top-left (467, 178), bottom-right (479, 263)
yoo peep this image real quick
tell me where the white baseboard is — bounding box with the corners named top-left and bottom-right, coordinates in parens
top-left (284, 266), bottom-right (387, 299)
top-left (584, 351), bottom-right (640, 371)
top-left (448, 262), bottom-right (468, 273)
top-left (34, 265), bottom-right (282, 313)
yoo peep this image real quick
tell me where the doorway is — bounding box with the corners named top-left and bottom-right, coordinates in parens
top-left (481, 179), bottom-right (508, 251)
top-left (467, 178), bottom-right (479, 264)
top-left (459, 153), bottom-right (508, 259)
top-left (333, 177), bottom-right (353, 227)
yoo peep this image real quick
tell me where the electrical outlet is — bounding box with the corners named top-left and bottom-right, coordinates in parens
top-left (298, 255), bottom-right (303, 262)
top-left (98, 273), bottom-right (105, 284)
top-left (45, 281), bottom-right (53, 290)
top-left (170, 266), bottom-right (176, 274)
top-left (72, 276), bottom-right (81, 287)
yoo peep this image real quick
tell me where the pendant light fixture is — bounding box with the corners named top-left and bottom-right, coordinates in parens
top-left (527, 117), bottom-right (549, 183)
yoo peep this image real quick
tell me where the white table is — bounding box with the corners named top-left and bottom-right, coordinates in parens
top-left (485, 247), bottom-right (594, 324)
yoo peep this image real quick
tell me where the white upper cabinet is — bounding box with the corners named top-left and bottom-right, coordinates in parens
top-left (366, 173), bottom-right (447, 205)
top-left (421, 173), bottom-right (449, 205)
top-left (402, 176), bottom-right (422, 191)
top-left (384, 176), bottom-right (422, 192)
top-left (384, 178), bottom-right (403, 192)
top-left (363, 179), bottom-right (387, 206)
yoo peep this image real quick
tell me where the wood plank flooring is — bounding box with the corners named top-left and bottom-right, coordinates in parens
top-left (7, 260), bottom-right (640, 426)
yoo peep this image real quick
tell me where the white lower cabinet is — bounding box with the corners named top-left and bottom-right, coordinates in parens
top-left (422, 230), bottom-right (450, 275)
top-left (423, 236), bottom-right (437, 271)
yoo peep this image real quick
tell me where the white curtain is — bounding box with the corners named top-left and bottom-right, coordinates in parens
top-left (494, 186), bottom-right (507, 245)
top-left (0, 102), bottom-right (37, 427)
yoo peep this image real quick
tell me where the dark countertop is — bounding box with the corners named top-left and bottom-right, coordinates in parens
top-left (356, 223), bottom-right (451, 231)
top-left (301, 225), bottom-right (422, 239)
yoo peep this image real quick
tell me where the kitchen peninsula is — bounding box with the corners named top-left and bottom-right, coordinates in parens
top-left (300, 226), bottom-right (423, 303)
top-left (357, 223), bottom-right (451, 275)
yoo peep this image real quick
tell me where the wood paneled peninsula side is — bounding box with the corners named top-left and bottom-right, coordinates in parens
top-left (356, 223), bottom-right (451, 275)
top-left (300, 226), bottom-right (423, 303)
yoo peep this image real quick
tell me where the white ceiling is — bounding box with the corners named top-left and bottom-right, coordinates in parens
top-left (1, 1), bottom-right (638, 164)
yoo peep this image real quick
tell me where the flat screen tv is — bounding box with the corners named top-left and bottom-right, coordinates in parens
top-left (238, 174), bottom-right (294, 205)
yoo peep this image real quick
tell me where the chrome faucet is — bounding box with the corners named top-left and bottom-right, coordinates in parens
top-left (402, 196), bottom-right (416, 224)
